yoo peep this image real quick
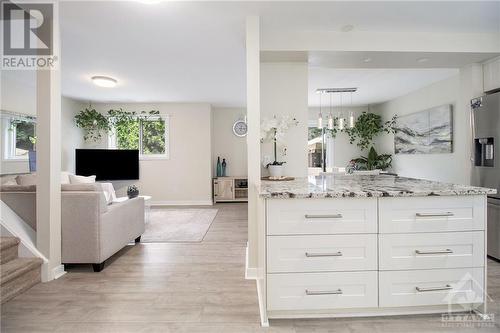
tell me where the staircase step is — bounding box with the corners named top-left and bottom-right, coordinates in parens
top-left (1, 257), bottom-right (43, 304)
top-left (0, 237), bottom-right (20, 264)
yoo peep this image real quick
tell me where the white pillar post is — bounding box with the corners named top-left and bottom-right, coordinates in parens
top-left (246, 16), bottom-right (260, 274)
top-left (36, 1), bottom-right (62, 281)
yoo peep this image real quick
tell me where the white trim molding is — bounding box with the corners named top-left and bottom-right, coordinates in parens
top-left (150, 200), bottom-right (213, 206)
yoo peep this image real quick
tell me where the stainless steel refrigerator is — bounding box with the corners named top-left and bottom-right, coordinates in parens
top-left (471, 91), bottom-right (500, 260)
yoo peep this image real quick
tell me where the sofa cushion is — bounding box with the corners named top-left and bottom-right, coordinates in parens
top-left (69, 174), bottom-right (96, 184)
top-left (0, 184), bottom-right (36, 192)
top-left (99, 183), bottom-right (116, 205)
top-left (61, 172), bottom-right (72, 184)
top-left (15, 174), bottom-right (37, 186)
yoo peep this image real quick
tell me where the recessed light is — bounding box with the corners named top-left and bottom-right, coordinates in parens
top-left (341, 24), bottom-right (354, 32)
top-left (139, 0), bottom-right (161, 4)
top-left (91, 76), bottom-right (117, 88)
top-left (363, 57), bottom-right (372, 63)
top-left (417, 57), bottom-right (429, 63)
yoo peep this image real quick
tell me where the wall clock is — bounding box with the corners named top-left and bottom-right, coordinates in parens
top-left (232, 119), bottom-right (248, 137)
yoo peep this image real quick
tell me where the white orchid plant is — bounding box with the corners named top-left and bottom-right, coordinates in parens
top-left (260, 115), bottom-right (299, 167)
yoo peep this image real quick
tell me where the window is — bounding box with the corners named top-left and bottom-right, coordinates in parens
top-left (3, 117), bottom-right (36, 160)
top-left (109, 115), bottom-right (168, 159)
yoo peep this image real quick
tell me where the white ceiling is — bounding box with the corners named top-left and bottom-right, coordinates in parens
top-left (29, 1), bottom-right (500, 106)
top-left (308, 67), bottom-right (459, 107)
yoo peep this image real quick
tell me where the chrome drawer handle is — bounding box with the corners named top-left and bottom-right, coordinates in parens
top-left (305, 214), bottom-right (343, 219)
top-left (415, 249), bottom-right (453, 255)
top-left (306, 289), bottom-right (343, 296)
top-left (416, 284), bottom-right (452, 292)
top-left (415, 212), bottom-right (454, 217)
top-left (305, 251), bottom-right (343, 257)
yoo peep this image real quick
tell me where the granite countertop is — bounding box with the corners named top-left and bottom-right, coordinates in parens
top-left (259, 174), bottom-right (497, 199)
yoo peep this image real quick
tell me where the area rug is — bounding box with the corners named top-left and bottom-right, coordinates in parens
top-left (141, 208), bottom-right (218, 243)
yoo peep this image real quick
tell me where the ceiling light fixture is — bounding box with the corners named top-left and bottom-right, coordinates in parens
top-left (139, 0), bottom-right (161, 4)
top-left (341, 24), bottom-right (354, 32)
top-left (363, 57), bottom-right (372, 63)
top-left (91, 76), bottom-right (118, 88)
top-left (417, 57), bottom-right (429, 63)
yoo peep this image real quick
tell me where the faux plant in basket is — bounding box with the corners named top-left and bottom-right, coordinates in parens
top-left (260, 116), bottom-right (298, 177)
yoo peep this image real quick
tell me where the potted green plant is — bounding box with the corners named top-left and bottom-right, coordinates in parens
top-left (352, 147), bottom-right (393, 171)
top-left (343, 112), bottom-right (396, 150)
top-left (261, 116), bottom-right (298, 177)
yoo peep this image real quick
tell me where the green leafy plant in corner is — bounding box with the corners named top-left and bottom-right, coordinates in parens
top-left (352, 147), bottom-right (393, 171)
top-left (343, 112), bottom-right (397, 150)
top-left (74, 105), bottom-right (110, 142)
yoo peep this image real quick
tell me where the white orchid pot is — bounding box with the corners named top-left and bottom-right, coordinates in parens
top-left (268, 165), bottom-right (284, 178)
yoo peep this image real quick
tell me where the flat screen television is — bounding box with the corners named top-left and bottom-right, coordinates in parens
top-left (75, 149), bottom-right (139, 181)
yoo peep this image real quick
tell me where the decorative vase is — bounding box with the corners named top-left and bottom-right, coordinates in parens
top-left (127, 186), bottom-right (139, 199)
top-left (268, 165), bottom-right (284, 178)
top-left (216, 156), bottom-right (222, 177)
top-left (222, 158), bottom-right (227, 177)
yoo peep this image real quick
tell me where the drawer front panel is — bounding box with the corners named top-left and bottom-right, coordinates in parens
top-left (268, 234), bottom-right (377, 273)
top-left (267, 198), bottom-right (377, 235)
top-left (379, 232), bottom-right (485, 270)
top-left (379, 268), bottom-right (484, 307)
top-left (267, 271), bottom-right (378, 311)
top-left (379, 196), bottom-right (485, 234)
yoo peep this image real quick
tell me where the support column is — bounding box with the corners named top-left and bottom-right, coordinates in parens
top-left (246, 16), bottom-right (260, 276)
top-left (36, 2), bottom-right (62, 281)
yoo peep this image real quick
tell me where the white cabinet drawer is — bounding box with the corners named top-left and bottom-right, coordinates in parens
top-left (379, 232), bottom-right (484, 270)
top-left (267, 271), bottom-right (378, 311)
top-left (267, 234), bottom-right (377, 273)
top-left (267, 198), bottom-right (377, 235)
top-left (379, 268), bottom-right (484, 308)
top-left (379, 196), bottom-right (485, 234)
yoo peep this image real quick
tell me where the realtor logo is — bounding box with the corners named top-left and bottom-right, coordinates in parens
top-left (1, 1), bottom-right (57, 69)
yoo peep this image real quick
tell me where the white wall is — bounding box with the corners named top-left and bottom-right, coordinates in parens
top-left (61, 97), bottom-right (85, 173)
top-left (90, 103), bottom-right (213, 205)
top-left (308, 106), bottom-right (369, 168)
top-left (260, 62), bottom-right (308, 177)
top-left (211, 107), bottom-right (247, 177)
top-left (373, 74), bottom-right (468, 183)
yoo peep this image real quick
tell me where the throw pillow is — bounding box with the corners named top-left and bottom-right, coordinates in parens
top-left (15, 173), bottom-right (37, 186)
top-left (69, 174), bottom-right (96, 184)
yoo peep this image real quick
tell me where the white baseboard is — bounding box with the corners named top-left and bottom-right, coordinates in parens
top-left (52, 264), bottom-right (66, 280)
top-left (151, 200), bottom-right (213, 206)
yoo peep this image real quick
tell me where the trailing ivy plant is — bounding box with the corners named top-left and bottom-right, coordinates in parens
top-left (75, 105), bottom-right (162, 143)
top-left (343, 112), bottom-right (397, 150)
top-left (74, 105), bottom-right (110, 142)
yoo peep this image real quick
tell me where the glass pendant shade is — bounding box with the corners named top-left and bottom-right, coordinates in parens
top-left (349, 112), bottom-right (355, 128)
top-left (317, 112), bottom-right (323, 129)
top-left (327, 113), bottom-right (334, 130)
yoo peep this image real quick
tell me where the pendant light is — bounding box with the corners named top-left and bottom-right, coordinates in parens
top-left (348, 91), bottom-right (355, 128)
top-left (317, 91), bottom-right (323, 129)
top-left (327, 92), bottom-right (334, 130)
top-left (338, 93), bottom-right (345, 130)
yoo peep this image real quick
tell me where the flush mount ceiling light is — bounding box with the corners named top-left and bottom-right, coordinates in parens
top-left (417, 57), bottom-right (430, 63)
top-left (340, 24), bottom-right (354, 32)
top-left (363, 57), bottom-right (372, 63)
top-left (91, 76), bottom-right (117, 88)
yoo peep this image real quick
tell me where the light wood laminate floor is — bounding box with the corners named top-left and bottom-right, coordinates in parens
top-left (1, 203), bottom-right (500, 332)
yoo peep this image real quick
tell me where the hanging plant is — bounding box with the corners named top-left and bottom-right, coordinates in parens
top-left (75, 106), bottom-right (161, 142)
top-left (74, 105), bottom-right (110, 142)
top-left (343, 112), bottom-right (397, 150)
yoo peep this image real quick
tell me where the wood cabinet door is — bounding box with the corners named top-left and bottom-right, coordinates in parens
top-left (216, 179), bottom-right (233, 200)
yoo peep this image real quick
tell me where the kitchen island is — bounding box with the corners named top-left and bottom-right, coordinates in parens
top-left (256, 174), bottom-right (496, 326)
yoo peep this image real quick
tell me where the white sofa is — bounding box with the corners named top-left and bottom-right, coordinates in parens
top-left (0, 182), bottom-right (145, 272)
